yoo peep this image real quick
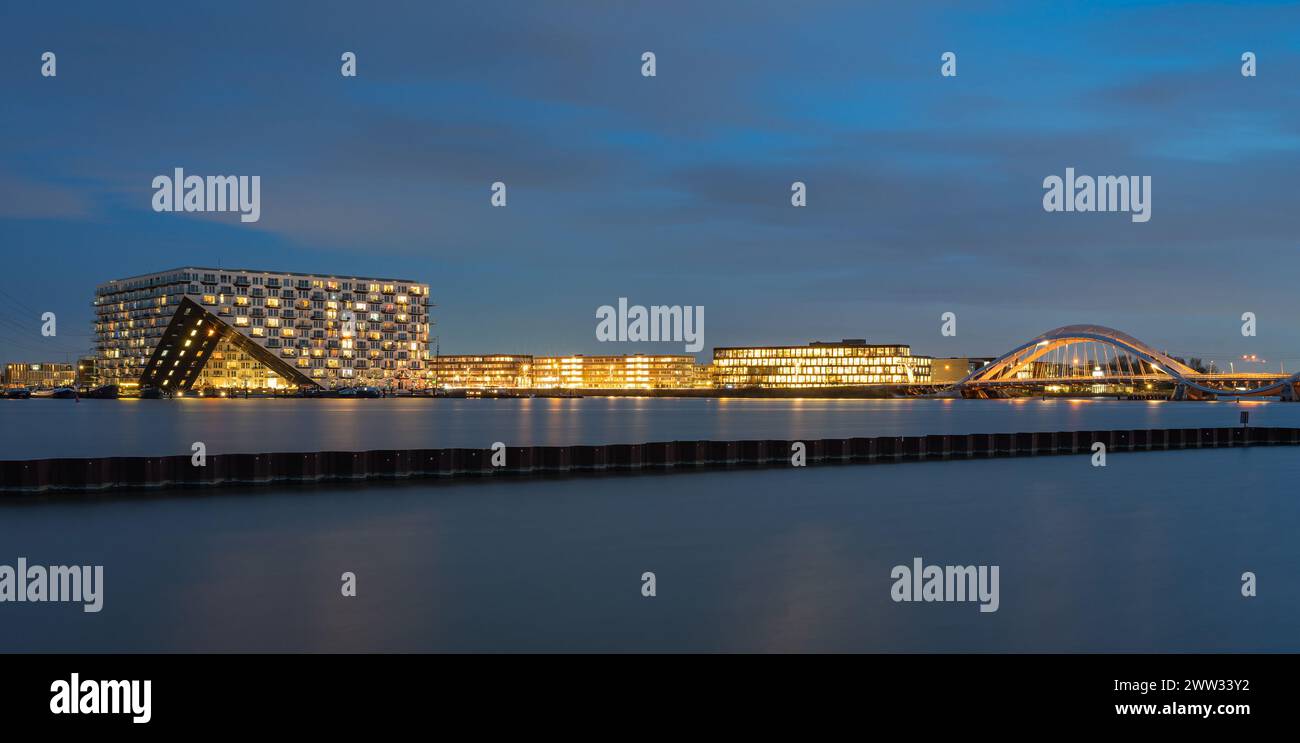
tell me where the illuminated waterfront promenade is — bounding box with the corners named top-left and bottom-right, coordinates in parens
top-left (9, 288), bottom-right (1290, 400)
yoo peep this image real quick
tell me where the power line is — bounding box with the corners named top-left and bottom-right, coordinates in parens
top-left (0, 287), bottom-right (44, 318)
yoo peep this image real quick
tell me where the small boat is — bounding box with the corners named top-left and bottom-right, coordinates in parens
top-left (354, 386), bottom-right (382, 398)
top-left (139, 386), bottom-right (165, 399)
top-left (5, 387), bottom-right (31, 399)
top-left (51, 387), bottom-right (78, 399)
top-left (31, 388), bottom-right (55, 398)
top-left (469, 389), bottom-right (529, 399)
top-left (86, 384), bottom-right (120, 399)
top-left (336, 386), bottom-right (358, 397)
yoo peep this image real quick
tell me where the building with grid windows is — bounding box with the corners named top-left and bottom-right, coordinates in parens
top-left (3, 363), bottom-right (76, 389)
top-left (712, 340), bottom-right (932, 388)
top-left (93, 267), bottom-right (432, 391)
top-left (429, 355), bottom-right (533, 389)
top-left (531, 354), bottom-right (698, 390)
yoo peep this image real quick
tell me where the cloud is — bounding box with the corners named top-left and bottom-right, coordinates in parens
top-left (0, 171), bottom-right (95, 219)
top-left (3, 0), bottom-right (1300, 363)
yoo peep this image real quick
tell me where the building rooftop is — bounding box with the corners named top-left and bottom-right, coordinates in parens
top-left (97, 266), bottom-right (425, 288)
top-left (714, 339), bottom-right (911, 350)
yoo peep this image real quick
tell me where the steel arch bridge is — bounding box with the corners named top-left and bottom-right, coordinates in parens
top-left (947, 324), bottom-right (1300, 400)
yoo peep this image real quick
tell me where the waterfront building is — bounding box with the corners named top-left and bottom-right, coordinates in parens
top-left (691, 363), bottom-right (716, 389)
top-left (532, 354), bottom-right (698, 390)
top-left (431, 354), bottom-right (532, 389)
top-left (712, 340), bottom-right (932, 387)
top-left (4, 362), bottom-right (75, 389)
top-left (93, 267), bottom-right (432, 391)
top-left (931, 357), bottom-right (998, 385)
top-left (77, 356), bottom-right (100, 387)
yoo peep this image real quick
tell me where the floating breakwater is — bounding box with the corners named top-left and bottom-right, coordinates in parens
top-left (1, 426), bottom-right (1292, 494)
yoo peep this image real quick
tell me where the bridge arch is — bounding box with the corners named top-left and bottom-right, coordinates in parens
top-left (951, 324), bottom-right (1300, 398)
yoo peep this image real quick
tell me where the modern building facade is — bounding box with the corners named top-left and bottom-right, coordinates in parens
top-left (3, 363), bottom-right (75, 389)
top-left (690, 362), bottom-right (716, 389)
top-left (531, 354), bottom-right (698, 390)
top-left (424, 353), bottom-right (703, 390)
top-left (931, 357), bottom-right (986, 384)
top-left (94, 267), bottom-right (432, 391)
top-left (712, 340), bottom-right (932, 387)
top-left (430, 355), bottom-right (533, 389)
top-left (76, 356), bottom-right (100, 387)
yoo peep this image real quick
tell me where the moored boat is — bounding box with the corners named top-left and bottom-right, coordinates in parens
top-left (86, 384), bottom-right (120, 399)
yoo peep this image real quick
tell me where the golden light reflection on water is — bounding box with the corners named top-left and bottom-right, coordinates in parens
top-left (4, 396), bottom-right (1298, 459)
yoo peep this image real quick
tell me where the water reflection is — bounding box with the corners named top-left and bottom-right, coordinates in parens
top-left (1, 397), bottom-right (1292, 458)
top-left (1, 448), bottom-right (1295, 651)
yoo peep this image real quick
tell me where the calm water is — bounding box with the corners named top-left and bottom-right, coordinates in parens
top-left (1, 399), bottom-right (1296, 651)
top-left (0, 396), bottom-right (1293, 458)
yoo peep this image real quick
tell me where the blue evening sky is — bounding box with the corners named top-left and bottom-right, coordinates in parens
top-left (1, 1), bottom-right (1298, 368)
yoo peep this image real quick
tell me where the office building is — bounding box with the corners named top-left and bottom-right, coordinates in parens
top-left (712, 340), bottom-right (931, 387)
top-left (430, 355), bottom-right (532, 389)
top-left (3, 363), bottom-right (76, 389)
top-left (532, 354), bottom-right (697, 390)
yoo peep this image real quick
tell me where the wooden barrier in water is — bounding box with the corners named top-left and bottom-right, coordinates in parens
top-left (1, 426), bottom-right (1295, 494)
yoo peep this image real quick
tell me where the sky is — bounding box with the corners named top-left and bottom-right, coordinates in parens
top-left (2, 0), bottom-right (1299, 369)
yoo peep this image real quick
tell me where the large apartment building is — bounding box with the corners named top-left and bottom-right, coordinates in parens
top-left (94, 267), bottom-right (431, 391)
